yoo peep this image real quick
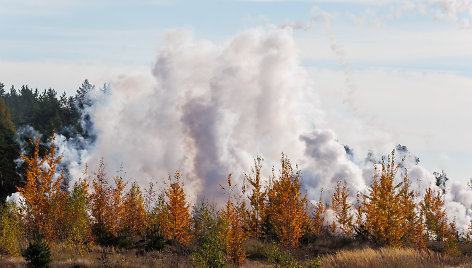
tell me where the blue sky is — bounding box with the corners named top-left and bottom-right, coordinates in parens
top-left (2, 0), bottom-right (472, 183)
top-left (2, 0), bottom-right (451, 64)
top-left (0, 1), bottom-right (318, 63)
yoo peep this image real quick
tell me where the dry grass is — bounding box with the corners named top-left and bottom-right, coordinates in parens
top-left (4, 240), bottom-right (472, 267)
top-left (320, 247), bottom-right (471, 268)
top-left (0, 242), bottom-right (268, 267)
top-left (0, 255), bottom-right (26, 268)
top-left (0, 242), bottom-right (192, 268)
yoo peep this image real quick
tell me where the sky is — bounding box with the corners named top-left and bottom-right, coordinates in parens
top-left (2, 0), bottom-right (472, 184)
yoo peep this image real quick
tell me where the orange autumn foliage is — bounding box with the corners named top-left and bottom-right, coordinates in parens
top-left (90, 160), bottom-right (114, 236)
top-left (397, 171), bottom-right (425, 248)
top-left (122, 182), bottom-right (147, 236)
top-left (221, 174), bottom-right (249, 266)
top-left (361, 150), bottom-right (425, 248)
top-left (421, 187), bottom-right (448, 241)
top-left (312, 193), bottom-right (327, 236)
top-left (245, 156), bottom-right (266, 238)
top-left (331, 181), bottom-right (354, 236)
top-left (445, 220), bottom-right (460, 256)
top-left (110, 176), bottom-right (127, 234)
top-left (163, 171), bottom-right (191, 244)
top-left (12, 143), bottom-right (472, 255)
top-left (17, 135), bottom-right (68, 241)
top-left (265, 154), bottom-right (310, 248)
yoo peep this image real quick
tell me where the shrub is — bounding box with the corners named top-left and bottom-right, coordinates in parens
top-left (266, 244), bottom-right (298, 267)
top-left (65, 179), bottom-right (93, 254)
top-left (22, 235), bottom-right (52, 268)
top-left (0, 202), bottom-right (21, 256)
top-left (144, 224), bottom-right (166, 251)
top-left (306, 256), bottom-right (322, 268)
top-left (192, 200), bottom-right (227, 268)
top-left (93, 223), bottom-right (133, 249)
top-left (245, 238), bottom-right (267, 260)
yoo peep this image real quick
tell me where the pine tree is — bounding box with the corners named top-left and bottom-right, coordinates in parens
top-left (0, 96), bottom-right (20, 204)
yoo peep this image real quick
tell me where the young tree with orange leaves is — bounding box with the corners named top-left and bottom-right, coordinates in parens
top-left (362, 152), bottom-right (404, 246)
top-left (265, 154), bottom-right (310, 249)
top-left (90, 160), bottom-right (114, 242)
top-left (122, 182), bottom-right (147, 236)
top-left (17, 135), bottom-right (68, 241)
top-left (420, 187), bottom-right (448, 241)
top-left (163, 171), bottom-right (191, 245)
top-left (397, 172), bottom-right (425, 247)
top-left (361, 150), bottom-right (424, 247)
top-left (445, 220), bottom-right (460, 256)
top-left (312, 193), bottom-right (327, 236)
top-left (331, 181), bottom-right (354, 236)
top-left (221, 174), bottom-right (249, 266)
top-left (245, 156), bottom-right (266, 238)
top-left (110, 175), bottom-right (127, 235)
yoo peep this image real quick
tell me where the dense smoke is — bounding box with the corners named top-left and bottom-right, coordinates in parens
top-left (14, 25), bottom-right (472, 231)
top-left (53, 27), bottom-right (362, 203)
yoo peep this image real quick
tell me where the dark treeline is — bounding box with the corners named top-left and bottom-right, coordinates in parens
top-left (0, 79), bottom-right (95, 203)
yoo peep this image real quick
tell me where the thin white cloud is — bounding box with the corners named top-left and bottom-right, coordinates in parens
top-left (295, 26), bottom-right (472, 62)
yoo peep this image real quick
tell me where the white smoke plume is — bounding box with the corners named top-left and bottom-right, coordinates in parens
top-left (311, 7), bottom-right (357, 106)
top-left (53, 27), bottom-right (362, 204)
top-left (10, 21), bottom-right (472, 232)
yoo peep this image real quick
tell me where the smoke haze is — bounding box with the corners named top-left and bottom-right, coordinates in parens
top-left (20, 24), bottom-right (472, 231)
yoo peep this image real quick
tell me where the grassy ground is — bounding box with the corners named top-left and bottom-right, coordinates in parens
top-left (2, 238), bottom-right (472, 267)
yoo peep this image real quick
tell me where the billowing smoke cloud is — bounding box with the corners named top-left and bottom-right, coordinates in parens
top-left (301, 129), bottom-right (364, 198)
top-left (12, 23), bottom-right (472, 232)
top-left (54, 27), bottom-right (363, 203)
